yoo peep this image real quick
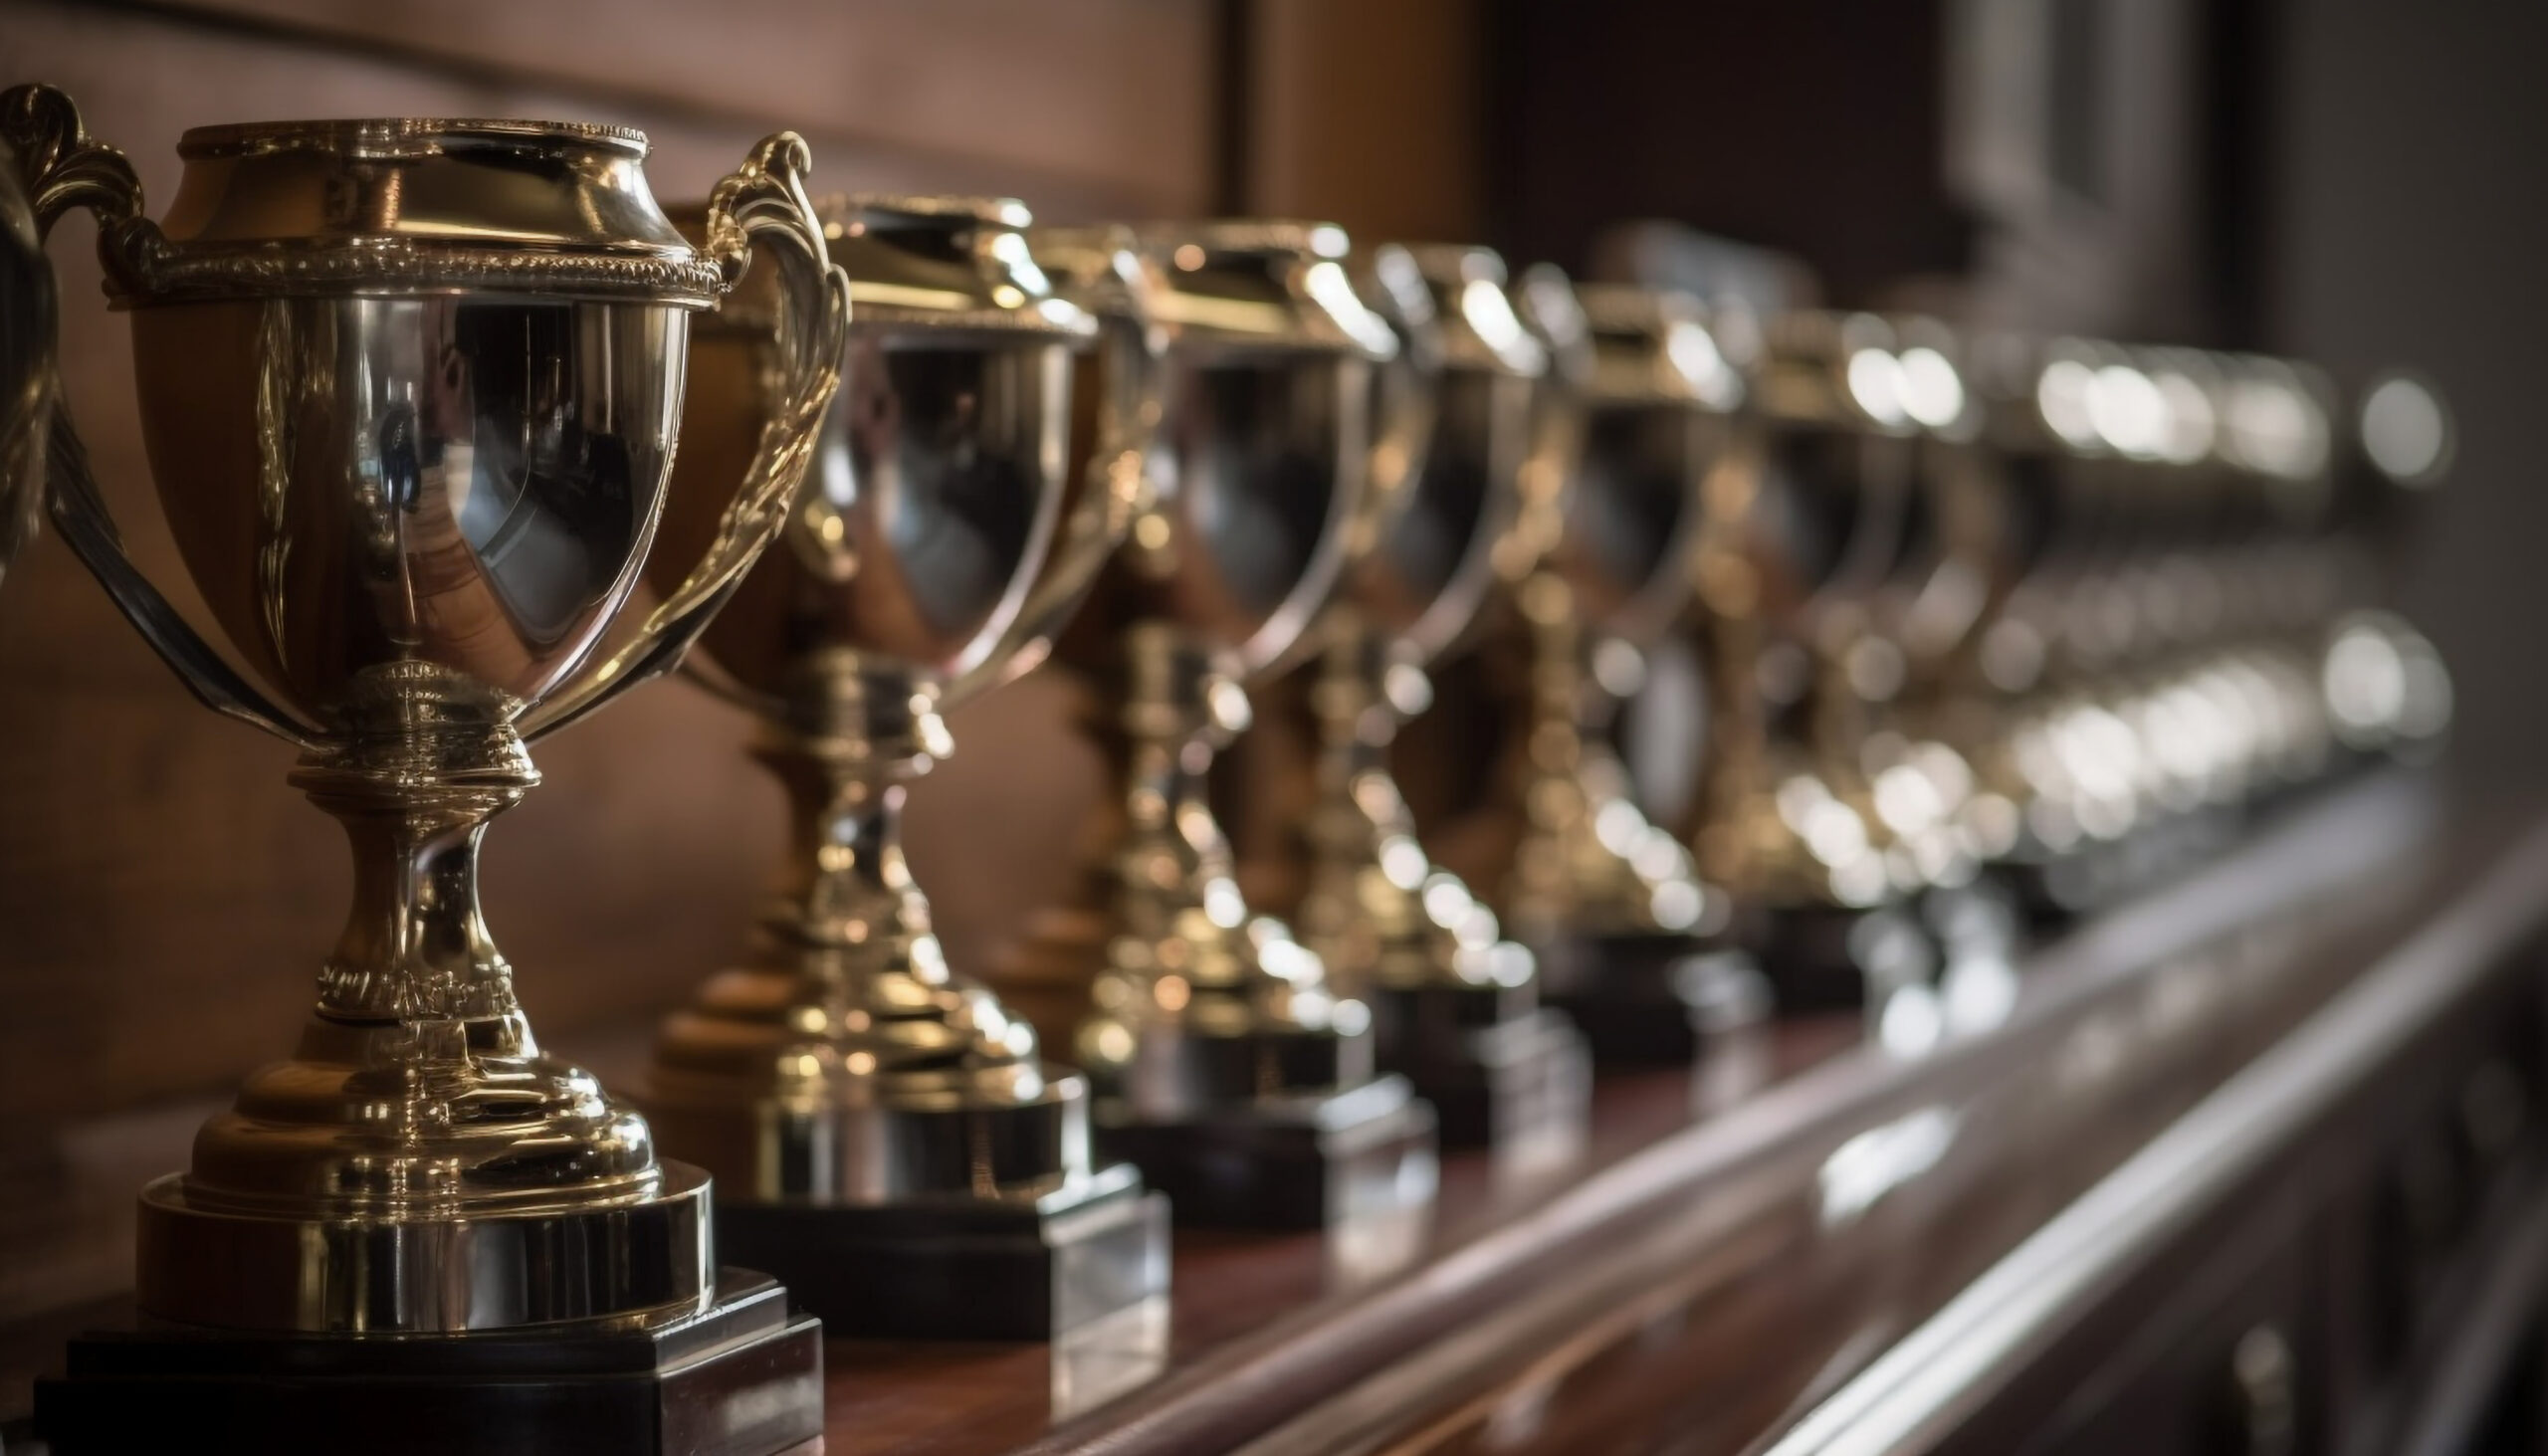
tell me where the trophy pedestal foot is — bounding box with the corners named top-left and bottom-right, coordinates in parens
top-left (1096, 1073), bottom-right (1439, 1231)
top-left (1375, 990), bottom-right (1591, 1169)
top-left (1537, 930), bottom-right (1730, 1064)
top-left (1759, 903), bottom-right (1936, 1012)
top-left (33, 1270), bottom-right (822, 1456)
top-left (714, 1162), bottom-right (1169, 1342)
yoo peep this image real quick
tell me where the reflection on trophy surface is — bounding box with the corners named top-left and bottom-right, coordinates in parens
top-left (639, 195), bottom-right (1174, 1356)
top-left (1226, 244), bottom-right (1592, 1171)
top-left (988, 221), bottom-right (1440, 1257)
top-left (0, 84), bottom-right (845, 1453)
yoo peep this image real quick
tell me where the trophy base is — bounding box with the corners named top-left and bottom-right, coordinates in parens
top-left (712, 1161), bottom-right (1170, 1342)
top-left (1537, 930), bottom-right (1724, 1064)
top-left (1095, 1073), bottom-right (1439, 1230)
top-left (1758, 903), bottom-right (1936, 1012)
top-left (33, 1270), bottom-right (822, 1456)
top-left (1373, 989), bottom-right (1591, 1170)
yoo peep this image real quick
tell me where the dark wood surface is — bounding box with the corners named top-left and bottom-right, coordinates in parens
top-left (0, 771), bottom-right (2520, 1455)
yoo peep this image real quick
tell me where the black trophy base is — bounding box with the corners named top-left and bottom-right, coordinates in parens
top-left (1538, 929), bottom-right (1723, 1064)
top-left (713, 1161), bottom-right (1168, 1342)
top-left (1096, 1073), bottom-right (1439, 1230)
top-left (1757, 902), bottom-right (1937, 1012)
top-left (34, 1270), bottom-right (822, 1456)
top-left (1374, 987), bottom-right (1591, 1169)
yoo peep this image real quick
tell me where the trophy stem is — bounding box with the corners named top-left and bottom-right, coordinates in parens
top-left (1506, 572), bottom-right (1602, 937)
top-left (1688, 573), bottom-right (1782, 896)
top-left (752, 653), bottom-right (942, 977)
top-left (649, 645), bottom-right (1083, 1205)
top-left (1056, 621), bottom-right (1365, 1115)
top-left (1110, 625), bottom-right (1265, 1029)
top-left (294, 714), bottom-right (533, 1038)
top-left (1298, 613), bottom-right (1588, 1160)
top-left (1297, 612), bottom-right (1500, 1001)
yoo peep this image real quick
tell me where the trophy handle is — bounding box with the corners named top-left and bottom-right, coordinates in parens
top-left (1242, 339), bottom-right (1427, 689)
top-left (0, 136), bottom-right (52, 589)
top-left (945, 299), bottom-right (1162, 708)
top-left (0, 85), bottom-right (322, 746)
top-left (521, 132), bottom-right (849, 741)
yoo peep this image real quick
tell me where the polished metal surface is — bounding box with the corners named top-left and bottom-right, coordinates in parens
top-left (0, 84), bottom-right (846, 1333)
top-left (646, 194), bottom-right (1148, 1206)
top-left (1078, 218), bottom-right (1396, 677)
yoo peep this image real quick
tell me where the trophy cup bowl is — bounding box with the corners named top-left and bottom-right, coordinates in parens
top-left (3, 85), bottom-right (847, 1455)
top-left (640, 194), bottom-right (1176, 1350)
top-left (1479, 274), bottom-right (1750, 1065)
top-left (987, 220), bottom-right (1442, 1253)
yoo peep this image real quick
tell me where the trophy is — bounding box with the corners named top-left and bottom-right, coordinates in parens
top-left (1, 86), bottom-right (848, 1453)
top-left (1237, 244), bottom-right (1591, 1167)
top-left (1821, 316), bottom-right (2026, 992)
top-left (990, 221), bottom-right (1442, 1244)
top-left (1473, 272), bottom-right (1751, 1065)
top-left (637, 197), bottom-right (1178, 1349)
top-left (1679, 311), bottom-right (1959, 1013)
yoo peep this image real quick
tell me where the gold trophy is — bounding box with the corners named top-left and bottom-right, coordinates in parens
top-left (991, 221), bottom-right (1442, 1243)
top-left (1243, 245), bottom-right (1591, 1168)
top-left (1679, 312), bottom-right (1961, 1012)
top-left (1, 86), bottom-right (847, 1453)
top-left (1464, 272), bottom-right (1751, 1064)
top-left (638, 196), bottom-right (1174, 1348)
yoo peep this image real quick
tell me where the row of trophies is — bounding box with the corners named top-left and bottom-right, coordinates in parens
top-left (0, 88), bottom-right (2447, 1453)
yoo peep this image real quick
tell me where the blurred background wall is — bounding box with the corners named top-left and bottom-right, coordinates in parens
top-left (0, 0), bottom-right (2536, 1329)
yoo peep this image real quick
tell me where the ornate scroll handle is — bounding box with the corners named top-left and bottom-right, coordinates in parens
top-left (1339, 261), bottom-right (1438, 581)
top-left (946, 268), bottom-right (1164, 709)
top-left (0, 138), bottom-right (51, 589)
top-left (0, 85), bottom-right (319, 746)
top-left (521, 132), bottom-right (849, 741)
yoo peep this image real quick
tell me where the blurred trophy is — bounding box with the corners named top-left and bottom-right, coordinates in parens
top-left (2, 86), bottom-right (845, 1453)
top-left (640, 196), bottom-right (1174, 1348)
top-left (1237, 245), bottom-right (1591, 1167)
top-left (1681, 312), bottom-right (1964, 1012)
top-left (1481, 272), bottom-right (1753, 1064)
top-left (988, 221), bottom-right (1440, 1246)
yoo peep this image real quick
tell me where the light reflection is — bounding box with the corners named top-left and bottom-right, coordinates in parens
top-left (1895, 346), bottom-right (1965, 428)
top-left (2360, 374), bottom-right (2451, 486)
top-left (1846, 346), bottom-right (1908, 426)
top-left (1817, 1106), bottom-right (1960, 1228)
